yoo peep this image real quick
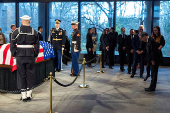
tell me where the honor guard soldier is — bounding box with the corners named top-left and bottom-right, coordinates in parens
top-left (10, 15), bottom-right (39, 102)
top-left (50, 19), bottom-right (66, 72)
top-left (70, 21), bottom-right (81, 76)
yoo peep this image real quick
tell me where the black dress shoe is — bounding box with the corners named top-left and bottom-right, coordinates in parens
top-left (130, 74), bottom-right (134, 78)
top-left (27, 97), bottom-right (31, 101)
top-left (127, 72), bottom-right (131, 74)
top-left (144, 75), bottom-right (150, 81)
top-left (20, 97), bottom-right (27, 102)
top-left (120, 69), bottom-right (125, 72)
top-left (102, 66), bottom-right (105, 68)
top-left (57, 69), bottom-right (61, 72)
top-left (145, 88), bottom-right (155, 92)
top-left (109, 67), bottom-right (113, 69)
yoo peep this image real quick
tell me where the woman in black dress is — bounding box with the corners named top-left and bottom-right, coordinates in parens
top-left (86, 28), bottom-right (93, 67)
top-left (144, 26), bottom-right (165, 81)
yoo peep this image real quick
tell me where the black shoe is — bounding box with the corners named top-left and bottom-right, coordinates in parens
top-left (120, 69), bottom-right (125, 72)
top-left (145, 88), bottom-right (155, 92)
top-left (57, 69), bottom-right (61, 72)
top-left (109, 67), bottom-right (113, 69)
top-left (130, 74), bottom-right (134, 78)
top-left (144, 75), bottom-right (150, 81)
top-left (102, 66), bottom-right (105, 68)
top-left (127, 72), bottom-right (131, 74)
top-left (20, 97), bottom-right (27, 102)
top-left (27, 97), bottom-right (31, 101)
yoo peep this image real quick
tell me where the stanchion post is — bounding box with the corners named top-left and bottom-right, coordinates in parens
top-left (97, 51), bottom-right (104, 73)
top-left (61, 50), bottom-right (63, 71)
top-left (79, 58), bottom-right (89, 88)
top-left (48, 72), bottom-right (57, 113)
top-left (49, 72), bottom-right (53, 113)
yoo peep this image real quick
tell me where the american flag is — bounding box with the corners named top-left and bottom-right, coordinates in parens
top-left (0, 41), bottom-right (55, 72)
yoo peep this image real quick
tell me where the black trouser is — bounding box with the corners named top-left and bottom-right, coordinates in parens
top-left (118, 49), bottom-right (126, 69)
top-left (127, 51), bottom-right (133, 73)
top-left (87, 49), bottom-right (93, 65)
top-left (63, 50), bottom-right (69, 65)
top-left (146, 62), bottom-right (151, 76)
top-left (109, 49), bottom-right (113, 67)
top-left (132, 53), bottom-right (144, 76)
top-left (16, 56), bottom-right (36, 89)
top-left (149, 62), bottom-right (159, 90)
top-left (102, 49), bottom-right (106, 67)
top-left (112, 47), bottom-right (115, 66)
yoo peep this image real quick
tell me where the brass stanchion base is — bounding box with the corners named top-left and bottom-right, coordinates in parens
top-left (61, 69), bottom-right (63, 71)
top-left (78, 84), bottom-right (89, 88)
top-left (97, 71), bottom-right (104, 73)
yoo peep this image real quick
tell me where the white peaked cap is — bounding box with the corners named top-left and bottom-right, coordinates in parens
top-left (71, 21), bottom-right (79, 25)
top-left (20, 15), bottom-right (31, 20)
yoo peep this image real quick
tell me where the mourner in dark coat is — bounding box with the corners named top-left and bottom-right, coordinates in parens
top-left (126, 29), bottom-right (135, 74)
top-left (117, 27), bottom-right (127, 72)
top-left (109, 27), bottom-right (118, 67)
top-left (63, 30), bottom-right (70, 65)
top-left (50, 19), bottom-right (66, 72)
top-left (144, 26), bottom-right (165, 81)
top-left (131, 25), bottom-right (145, 78)
top-left (38, 26), bottom-right (43, 41)
top-left (70, 21), bottom-right (81, 76)
top-left (102, 28), bottom-right (110, 68)
top-left (139, 32), bottom-right (159, 92)
top-left (9, 24), bottom-right (16, 43)
top-left (86, 28), bottom-right (93, 67)
top-left (10, 15), bottom-right (39, 102)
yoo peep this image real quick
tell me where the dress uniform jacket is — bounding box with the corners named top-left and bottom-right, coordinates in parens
top-left (10, 25), bottom-right (39, 89)
top-left (10, 25), bottom-right (39, 57)
top-left (71, 29), bottom-right (81, 53)
top-left (50, 28), bottom-right (66, 50)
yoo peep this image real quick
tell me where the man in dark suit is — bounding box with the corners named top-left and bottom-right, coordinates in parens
top-left (131, 25), bottom-right (145, 78)
top-left (50, 19), bottom-right (66, 72)
top-left (139, 32), bottom-right (159, 92)
top-left (9, 24), bottom-right (16, 43)
top-left (38, 26), bottom-right (43, 41)
top-left (102, 28), bottom-right (109, 68)
top-left (109, 27), bottom-right (118, 66)
top-left (63, 30), bottom-right (70, 65)
top-left (126, 29), bottom-right (135, 74)
top-left (117, 27), bottom-right (127, 72)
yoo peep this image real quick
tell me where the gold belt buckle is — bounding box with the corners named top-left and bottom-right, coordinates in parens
top-left (53, 38), bottom-right (62, 41)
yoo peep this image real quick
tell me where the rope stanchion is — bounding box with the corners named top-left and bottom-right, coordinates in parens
top-left (97, 51), bottom-right (104, 73)
top-left (0, 78), bottom-right (48, 94)
top-left (64, 55), bottom-right (72, 61)
top-left (79, 58), bottom-right (89, 88)
top-left (61, 50), bottom-right (63, 71)
top-left (53, 65), bottom-right (83, 87)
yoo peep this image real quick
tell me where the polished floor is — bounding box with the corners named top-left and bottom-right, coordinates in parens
top-left (0, 63), bottom-right (170, 113)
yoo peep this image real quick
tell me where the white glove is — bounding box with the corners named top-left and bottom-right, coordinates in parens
top-left (62, 47), bottom-right (64, 51)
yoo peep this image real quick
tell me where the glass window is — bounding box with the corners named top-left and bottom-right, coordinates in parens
top-left (116, 1), bottom-right (152, 35)
top-left (154, 1), bottom-right (170, 57)
top-left (19, 2), bottom-right (45, 40)
top-left (49, 2), bottom-right (78, 41)
top-left (81, 2), bottom-right (114, 52)
top-left (0, 3), bottom-right (15, 43)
